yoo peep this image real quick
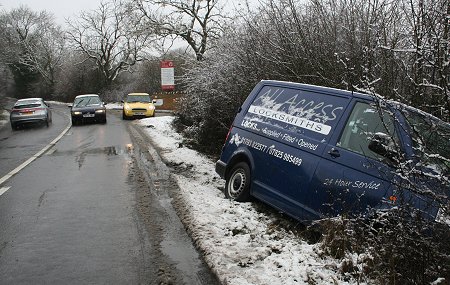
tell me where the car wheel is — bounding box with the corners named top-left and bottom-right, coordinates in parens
top-left (11, 122), bottom-right (18, 130)
top-left (225, 162), bottom-right (251, 202)
top-left (122, 111), bottom-right (127, 120)
top-left (71, 118), bottom-right (77, 126)
top-left (102, 117), bottom-right (107, 124)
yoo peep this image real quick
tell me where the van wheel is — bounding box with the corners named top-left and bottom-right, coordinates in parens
top-left (225, 162), bottom-right (251, 202)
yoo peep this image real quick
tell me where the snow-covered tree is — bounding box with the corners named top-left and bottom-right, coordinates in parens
top-left (66, 0), bottom-right (151, 90)
top-left (131, 0), bottom-right (229, 60)
top-left (0, 6), bottom-right (64, 98)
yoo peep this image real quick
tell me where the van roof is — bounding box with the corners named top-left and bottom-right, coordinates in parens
top-left (260, 80), bottom-right (375, 101)
top-left (260, 80), bottom-right (449, 125)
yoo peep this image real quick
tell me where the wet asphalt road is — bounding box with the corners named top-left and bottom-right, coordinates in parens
top-left (0, 106), bottom-right (219, 284)
top-left (0, 101), bottom-right (69, 179)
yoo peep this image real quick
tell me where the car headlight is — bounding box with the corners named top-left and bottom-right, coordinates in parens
top-left (95, 109), bottom-right (105, 113)
top-left (73, 111), bottom-right (82, 115)
top-left (124, 104), bottom-right (131, 111)
top-left (148, 105), bottom-right (155, 111)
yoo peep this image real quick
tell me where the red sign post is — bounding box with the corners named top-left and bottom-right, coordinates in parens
top-left (160, 60), bottom-right (175, 91)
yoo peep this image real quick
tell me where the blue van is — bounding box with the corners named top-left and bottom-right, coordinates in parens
top-left (215, 80), bottom-right (449, 222)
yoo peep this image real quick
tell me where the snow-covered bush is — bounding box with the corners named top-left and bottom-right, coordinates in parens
top-left (175, 33), bottom-right (260, 154)
top-left (316, 212), bottom-right (450, 284)
top-left (176, 1), bottom-right (449, 283)
top-left (176, 0), bottom-right (448, 156)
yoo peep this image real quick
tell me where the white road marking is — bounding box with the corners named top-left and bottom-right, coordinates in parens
top-left (0, 122), bottom-right (72, 186)
top-left (0, 186), bottom-right (11, 197)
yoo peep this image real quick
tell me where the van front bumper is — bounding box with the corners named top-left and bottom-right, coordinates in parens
top-left (215, 160), bottom-right (227, 179)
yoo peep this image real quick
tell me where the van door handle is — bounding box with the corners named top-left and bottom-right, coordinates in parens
top-left (328, 148), bottom-right (340, 158)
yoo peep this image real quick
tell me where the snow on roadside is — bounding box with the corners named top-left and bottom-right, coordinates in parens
top-left (0, 110), bottom-right (9, 128)
top-left (105, 102), bottom-right (123, 110)
top-left (138, 116), bottom-right (359, 285)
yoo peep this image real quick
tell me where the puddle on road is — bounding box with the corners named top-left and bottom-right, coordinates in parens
top-left (47, 145), bottom-right (134, 157)
top-left (46, 144), bottom-right (135, 169)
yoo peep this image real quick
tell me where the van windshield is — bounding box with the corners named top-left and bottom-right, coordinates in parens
top-left (404, 109), bottom-right (450, 173)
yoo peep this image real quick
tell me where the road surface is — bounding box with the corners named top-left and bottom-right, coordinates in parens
top-left (0, 105), bottom-right (218, 284)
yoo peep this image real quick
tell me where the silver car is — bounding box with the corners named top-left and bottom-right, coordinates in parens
top-left (10, 98), bottom-right (52, 130)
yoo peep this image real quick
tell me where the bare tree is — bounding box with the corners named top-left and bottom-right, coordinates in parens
top-left (132, 0), bottom-right (228, 60)
top-left (66, 0), bottom-right (151, 89)
top-left (54, 51), bottom-right (102, 101)
top-left (0, 6), bottom-right (64, 98)
top-left (404, 0), bottom-right (449, 120)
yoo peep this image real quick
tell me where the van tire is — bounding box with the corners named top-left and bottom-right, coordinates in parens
top-left (225, 162), bottom-right (251, 202)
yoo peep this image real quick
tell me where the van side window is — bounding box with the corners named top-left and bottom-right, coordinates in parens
top-left (337, 102), bottom-right (399, 161)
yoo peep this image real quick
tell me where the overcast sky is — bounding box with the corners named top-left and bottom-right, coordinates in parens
top-left (0, 0), bottom-right (103, 25)
top-left (0, 0), bottom-right (256, 27)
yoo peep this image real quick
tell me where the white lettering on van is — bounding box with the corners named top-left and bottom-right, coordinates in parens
top-left (248, 105), bottom-right (332, 135)
top-left (297, 139), bottom-right (319, 151)
top-left (253, 88), bottom-right (345, 124)
top-left (323, 178), bottom-right (381, 190)
top-left (229, 133), bottom-right (303, 167)
top-left (241, 120), bottom-right (260, 131)
top-left (282, 133), bottom-right (296, 143)
top-left (267, 145), bottom-right (284, 158)
top-left (261, 128), bottom-right (282, 138)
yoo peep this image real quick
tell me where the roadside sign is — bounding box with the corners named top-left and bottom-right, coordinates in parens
top-left (161, 60), bottom-right (175, 91)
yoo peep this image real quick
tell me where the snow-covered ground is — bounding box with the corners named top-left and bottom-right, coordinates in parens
top-left (105, 102), bottom-right (123, 110)
top-left (137, 116), bottom-right (359, 285)
top-left (0, 110), bottom-right (8, 128)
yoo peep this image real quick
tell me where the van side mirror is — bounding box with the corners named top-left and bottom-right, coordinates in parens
top-left (68, 104), bottom-right (73, 108)
top-left (368, 133), bottom-right (399, 160)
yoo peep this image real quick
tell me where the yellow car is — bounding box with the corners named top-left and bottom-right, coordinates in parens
top-left (122, 93), bottom-right (155, 119)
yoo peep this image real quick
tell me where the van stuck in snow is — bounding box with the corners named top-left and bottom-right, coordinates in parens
top-left (216, 80), bottom-right (450, 223)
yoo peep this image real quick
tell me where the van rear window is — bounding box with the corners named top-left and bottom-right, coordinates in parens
top-left (245, 86), bottom-right (347, 137)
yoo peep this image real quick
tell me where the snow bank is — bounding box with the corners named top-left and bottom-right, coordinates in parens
top-left (139, 116), bottom-right (360, 285)
top-left (0, 110), bottom-right (9, 128)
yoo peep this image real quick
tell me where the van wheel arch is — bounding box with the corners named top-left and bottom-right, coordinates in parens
top-left (225, 154), bottom-right (252, 179)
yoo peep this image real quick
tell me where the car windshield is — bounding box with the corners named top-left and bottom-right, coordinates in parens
top-left (14, 100), bottom-right (42, 109)
top-left (126, 95), bottom-right (150, 103)
top-left (404, 109), bottom-right (450, 172)
top-left (74, 96), bottom-right (101, 107)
